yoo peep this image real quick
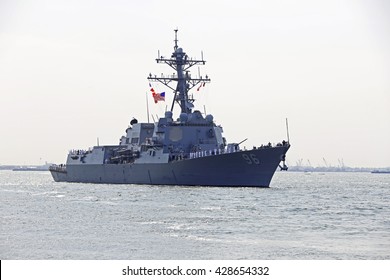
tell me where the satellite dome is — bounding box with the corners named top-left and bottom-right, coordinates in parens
top-left (206, 114), bottom-right (214, 122)
top-left (179, 113), bottom-right (188, 123)
top-left (130, 118), bottom-right (138, 125)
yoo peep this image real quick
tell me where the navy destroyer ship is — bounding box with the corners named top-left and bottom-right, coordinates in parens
top-left (50, 30), bottom-right (290, 187)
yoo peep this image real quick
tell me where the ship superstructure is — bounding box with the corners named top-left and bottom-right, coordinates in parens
top-left (50, 30), bottom-right (290, 187)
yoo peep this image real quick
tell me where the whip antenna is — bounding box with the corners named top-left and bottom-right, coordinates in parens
top-left (286, 118), bottom-right (290, 143)
top-left (146, 92), bottom-right (150, 123)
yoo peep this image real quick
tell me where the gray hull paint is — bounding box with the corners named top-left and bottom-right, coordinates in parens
top-left (50, 146), bottom-right (289, 187)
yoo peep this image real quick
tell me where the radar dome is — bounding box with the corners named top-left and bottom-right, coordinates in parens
top-left (130, 118), bottom-right (138, 125)
top-left (206, 114), bottom-right (214, 122)
top-left (179, 113), bottom-right (188, 123)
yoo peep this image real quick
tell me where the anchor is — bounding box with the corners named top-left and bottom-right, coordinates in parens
top-left (279, 154), bottom-right (288, 171)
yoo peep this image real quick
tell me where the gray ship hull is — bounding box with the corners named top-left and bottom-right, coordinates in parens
top-left (50, 146), bottom-right (289, 187)
top-left (50, 31), bottom-right (291, 188)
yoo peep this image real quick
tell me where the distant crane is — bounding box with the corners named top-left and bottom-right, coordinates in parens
top-left (323, 157), bottom-right (329, 168)
top-left (338, 158), bottom-right (346, 170)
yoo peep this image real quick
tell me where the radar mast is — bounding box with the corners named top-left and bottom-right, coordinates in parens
top-left (148, 29), bottom-right (211, 114)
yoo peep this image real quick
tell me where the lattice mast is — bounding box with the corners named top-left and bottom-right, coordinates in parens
top-left (148, 29), bottom-right (211, 114)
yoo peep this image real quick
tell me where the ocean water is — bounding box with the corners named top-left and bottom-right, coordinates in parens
top-left (0, 170), bottom-right (389, 259)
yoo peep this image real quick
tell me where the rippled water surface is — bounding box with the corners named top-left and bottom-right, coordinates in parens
top-left (1, 170), bottom-right (389, 259)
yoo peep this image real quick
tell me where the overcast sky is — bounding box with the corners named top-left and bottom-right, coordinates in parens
top-left (1, 0), bottom-right (389, 168)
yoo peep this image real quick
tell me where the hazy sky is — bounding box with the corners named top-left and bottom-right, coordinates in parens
top-left (1, 0), bottom-right (389, 168)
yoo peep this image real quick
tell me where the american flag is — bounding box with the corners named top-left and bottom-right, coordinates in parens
top-left (152, 91), bottom-right (165, 103)
top-left (149, 84), bottom-right (165, 103)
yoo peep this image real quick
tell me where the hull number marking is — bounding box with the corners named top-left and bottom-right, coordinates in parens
top-left (242, 154), bottom-right (260, 165)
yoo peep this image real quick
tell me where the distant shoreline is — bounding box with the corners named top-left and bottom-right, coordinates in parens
top-left (1, 165), bottom-right (51, 171)
top-left (1, 165), bottom-right (389, 173)
top-left (283, 166), bottom-right (390, 173)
